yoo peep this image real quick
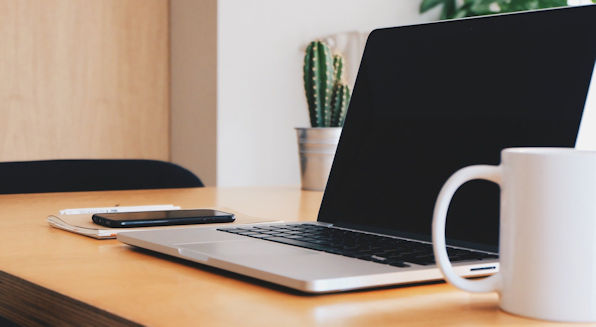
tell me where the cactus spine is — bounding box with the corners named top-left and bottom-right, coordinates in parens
top-left (303, 41), bottom-right (351, 127)
top-left (303, 41), bottom-right (334, 127)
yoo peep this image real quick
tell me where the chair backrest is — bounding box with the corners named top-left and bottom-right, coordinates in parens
top-left (0, 159), bottom-right (203, 194)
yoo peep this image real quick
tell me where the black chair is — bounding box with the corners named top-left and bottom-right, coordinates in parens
top-left (0, 159), bottom-right (203, 194)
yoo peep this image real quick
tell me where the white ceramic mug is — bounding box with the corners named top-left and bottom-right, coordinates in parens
top-left (432, 147), bottom-right (596, 322)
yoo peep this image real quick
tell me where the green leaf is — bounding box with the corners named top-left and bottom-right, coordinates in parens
top-left (453, 9), bottom-right (469, 18)
top-left (500, 0), bottom-right (567, 13)
top-left (420, 0), bottom-right (446, 13)
top-left (434, 0), bottom-right (570, 19)
top-left (469, 0), bottom-right (500, 15)
top-left (440, 0), bottom-right (458, 19)
top-left (538, 0), bottom-right (568, 8)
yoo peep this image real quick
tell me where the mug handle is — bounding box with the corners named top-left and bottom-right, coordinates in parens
top-left (432, 165), bottom-right (502, 293)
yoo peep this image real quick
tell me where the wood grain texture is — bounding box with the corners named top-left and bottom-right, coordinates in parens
top-left (1, 187), bottom-right (595, 326)
top-left (0, 0), bottom-right (169, 162)
top-left (0, 271), bottom-right (141, 327)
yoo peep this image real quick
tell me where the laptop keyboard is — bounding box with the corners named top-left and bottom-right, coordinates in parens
top-left (217, 224), bottom-right (497, 268)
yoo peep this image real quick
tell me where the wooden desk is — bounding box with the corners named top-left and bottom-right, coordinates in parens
top-left (0, 187), bottom-right (590, 326)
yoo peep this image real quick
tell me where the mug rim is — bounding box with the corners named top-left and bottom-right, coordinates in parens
top-left (503, 147), bottom-right (596, 156)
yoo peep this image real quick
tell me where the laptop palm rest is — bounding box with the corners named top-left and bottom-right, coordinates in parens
top-left (177, 238), bottom-right (398, 281)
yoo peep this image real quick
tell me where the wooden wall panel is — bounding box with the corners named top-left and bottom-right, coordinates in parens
top-left (170, 0), bottom-right (217, 185)
top-left (0, 0), bottom-right (169, 162)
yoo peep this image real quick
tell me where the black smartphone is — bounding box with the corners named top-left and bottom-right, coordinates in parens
top-left (92, 209), bottom-right (235, 228)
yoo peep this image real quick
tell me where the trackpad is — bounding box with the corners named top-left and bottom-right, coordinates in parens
top-left (178, 240), bottom-right (344, 280)
top-left (179, 240), bottom-right (316, 259)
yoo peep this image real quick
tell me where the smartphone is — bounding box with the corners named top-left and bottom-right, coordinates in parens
top-left (92, 209), bottom-right (235, 228)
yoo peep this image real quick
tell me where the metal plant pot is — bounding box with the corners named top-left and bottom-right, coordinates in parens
top-left (295, 127), bottom-right (342, 191)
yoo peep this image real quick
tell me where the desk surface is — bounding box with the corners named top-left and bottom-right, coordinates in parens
top-left (0, 187), bottom-right (591, 326)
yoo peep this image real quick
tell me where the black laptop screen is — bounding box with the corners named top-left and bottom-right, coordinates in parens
top-left (318, 5), bottom-right (596, 251)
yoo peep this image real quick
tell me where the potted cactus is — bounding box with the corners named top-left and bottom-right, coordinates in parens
top-left (296, 40), bottom-right (351, 191)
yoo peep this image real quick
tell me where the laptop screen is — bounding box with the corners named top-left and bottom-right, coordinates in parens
top-left (318, 5), bottom-right (596, 252)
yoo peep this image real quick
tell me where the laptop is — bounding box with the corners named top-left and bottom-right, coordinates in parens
top-left (118, 5), bottom-right (596, 293)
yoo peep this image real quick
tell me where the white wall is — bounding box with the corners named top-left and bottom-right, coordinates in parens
top-left (170, 1), bottom-right (439, 186)
top-left (216, 0), bottom-right (439, 186)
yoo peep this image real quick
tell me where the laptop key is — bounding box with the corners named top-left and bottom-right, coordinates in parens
top-left (256, 226), bottom-right (284, 231)
top-left (284, 235), bottom-right (305, 239)
top-left (370, 255), bottom-right (388, 263)
top-left (263, 232), bottom-right (287, 236)
top-left (252, 234), bottom-right (277, 239)
top-left (388, 261), bottom-right (410, 268)
top-left (267, 237), bottom-right (336, 253)
top-left (235, 232), bottom-right (262, 236)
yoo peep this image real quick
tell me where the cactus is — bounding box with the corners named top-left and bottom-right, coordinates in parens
top-left (303, 41), bottom-right (351, 127)
top-left (330, 82), bottom-right (351, 127)
top-left (303, 41), bottom-right (334, 127)
top-left (333, 54), bottom-right (345, 84)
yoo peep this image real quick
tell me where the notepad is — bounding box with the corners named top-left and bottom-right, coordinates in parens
top-left (58, 204), bottom-right (180, 215)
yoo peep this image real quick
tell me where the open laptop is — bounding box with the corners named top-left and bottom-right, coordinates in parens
top-left (118, 5), bottom-right (596, 293)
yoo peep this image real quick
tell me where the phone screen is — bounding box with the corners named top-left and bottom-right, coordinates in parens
top-left (92, 209), bottom-right (235, 228)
